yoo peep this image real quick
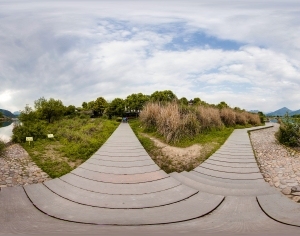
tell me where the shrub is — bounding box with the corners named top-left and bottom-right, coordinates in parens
top-left (139, 102), bottom-right (160, 130)
top-left (0, 139), bottom-right (5, 154)
top-left (235, 112), bottom-right (247, 125)
top-left (220, 108), bottom-right (236, 126)
top-left (277, 115), bottom-right (300, 147)
top-left (116, 117), bottom-right (122, 122)
top-left (195, 106), bottom-right (223, 131)
top-left (246, 113), bottom-right (261, 125)
top-left (12, 122), bottom-right (47, 143)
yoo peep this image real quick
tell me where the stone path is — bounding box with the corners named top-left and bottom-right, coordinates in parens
top-left (250, 123), bottom-right (300, 203)
top-left (0, 144), bottom-right (51, 188)
top-left (0, 123), bottom-right (300, 235)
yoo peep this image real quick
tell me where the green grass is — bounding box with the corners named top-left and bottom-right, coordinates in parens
top-left (21, 118), bottom-right (119, 178)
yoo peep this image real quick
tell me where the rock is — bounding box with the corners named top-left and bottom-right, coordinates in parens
top-left (273, 177), bottom-right (279, 182)
top-left (280, 180), bottom-right (287, 185)
top-left (292, 196), bottom-right (300, 202)
top-left (287, 182), bottom-right (298, 187)
top-left (291, 192), bottom-right (300, 196)
top-left (274, 182), bottom-right (280, 188)
top-left (281, 187), bottom-right (292, 195)
top-left (291, 186), bottom-right (300, 192)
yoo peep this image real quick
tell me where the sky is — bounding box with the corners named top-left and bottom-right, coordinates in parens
top-left (0, 0), bottom-right (300, 113)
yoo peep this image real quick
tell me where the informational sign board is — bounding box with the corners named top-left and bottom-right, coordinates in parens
top-left (26, 137), bottom-right (33, 146)
top-left (48, 134), bottom-right (54, 138)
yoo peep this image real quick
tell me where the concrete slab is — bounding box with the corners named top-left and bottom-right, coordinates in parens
top-left (24, 183), bottom-right (224, 225)
top-left (86, 158), bottom-right (156, 167)
top-left (92, 154), bottom-right (150, 162)
top-left (78, 162), bottom-right (160, 174)
top-left (181, 171), bottom-right (269, 189)
top-left (209, 156), bottom-right (257, 163)
top-left (60, 173), bottom-right (181, 195)
top-left (170, 172), bottom-right (277, 196)
top-left (45, 178), bottom-right (198, 209)
top-left (257, 193), bottom-right (300, 227)
top-left (204, 158), bottom-right (259, 168)
top-left (199, 162), bottom-right (260, 174)
top-left (71, 168), bottom-right (169, 183)
top-left (194, 167), bottom-right (263, 180)
top-left (190, 170), bottom-right (265, 184)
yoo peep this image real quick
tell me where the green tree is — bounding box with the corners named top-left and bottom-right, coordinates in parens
top-left (150, 90), bottom-right (177, 103)
top-left (87, 101), bottom-right (95, 110)
top-left (0, 111), bottom-right (4, 119)
top-left (93, 97), bottom-right (108, 116)
top-left (19, 104), bottom-right (38, 123)
top-left (82, 102), bottom-right (88, 110)
top-left (179, 97), bottom-right (188, 106)
top-left (34, 97), bottom-right (65, 123)
top-left (217, 101), bottom-right (229, 109)
top-left (107, 98), bottom-right (125, 117)
top-left (125, 93), bottom-right (150, 114)
top-left (64, 105), bottom-right (76, 116)
top-left (193, 97), bottom-right (201, 105)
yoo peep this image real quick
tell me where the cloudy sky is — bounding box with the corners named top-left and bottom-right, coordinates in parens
top-left (0, 0), bottom-right (300, 113)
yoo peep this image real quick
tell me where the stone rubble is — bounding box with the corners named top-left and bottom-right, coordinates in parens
top-left (0, 144), bottom-right (51, 188)
top-left (250, 123), bottom-right (300, 203)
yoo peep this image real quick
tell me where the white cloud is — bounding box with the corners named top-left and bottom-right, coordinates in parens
top-left (0, 0), bottom-right (300, 113)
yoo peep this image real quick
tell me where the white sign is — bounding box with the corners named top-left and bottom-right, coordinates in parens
top-left (48, 134), bottom-right (54, 138)
top-left (26, 137), bottom-right (33, 141)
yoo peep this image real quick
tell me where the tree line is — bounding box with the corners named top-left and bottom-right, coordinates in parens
top-left (19, 90), bottom-right (264, 124)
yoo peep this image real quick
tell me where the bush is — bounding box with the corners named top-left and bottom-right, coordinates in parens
top-left (277, 115), bottom-right (300, 147)
top-left (195, 106), bottom-right (223, 131)
top-left (139, 102), bottom-right (160, 130)
top-left (12, 122), bottom-right (47, 143)
top-left (116, 117), bottom-right (123, 122)
top-left (0, 139), bottom-right (5, 154)
top-left (220, 108), bottom-right (236, 126)
top-left (246, 112), bottom-right (261, 125)
top-left (235, 112), bottom-right (247, 125)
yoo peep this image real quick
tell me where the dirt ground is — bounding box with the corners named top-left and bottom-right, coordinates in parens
top-left (142, 134), bottom-right (216, 173)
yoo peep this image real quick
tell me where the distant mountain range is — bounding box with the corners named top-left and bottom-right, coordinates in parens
top-left (0, 109), bottom-right (17, 118)
top-left (267, 107), bottom-right (300, 116)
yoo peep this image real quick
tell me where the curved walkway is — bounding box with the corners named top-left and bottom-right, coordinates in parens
top-left (0, 123), bottom-right (299, 235)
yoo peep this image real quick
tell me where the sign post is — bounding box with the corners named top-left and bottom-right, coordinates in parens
top-left (26, 137), bottom-right (33, 146)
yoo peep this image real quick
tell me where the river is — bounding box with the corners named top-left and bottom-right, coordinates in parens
top-left (0, 120), bottom-right (16, 142)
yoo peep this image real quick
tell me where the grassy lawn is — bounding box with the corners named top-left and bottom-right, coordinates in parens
top-left (129, 119), bottom-right (236, 173)
top-left (21, 118), bottom-right (119, 178)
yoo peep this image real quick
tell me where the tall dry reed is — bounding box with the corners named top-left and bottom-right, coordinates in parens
top-left (139, 102), bottom-right (160, 129)
top-left (246, 112), bottom-right (261, 125)
top-left (195, 106), bottom-right (223, 131)
top-left (235, 111), bottom-right (247, 125)
top-left (220, 108), bottom-right (236, 126)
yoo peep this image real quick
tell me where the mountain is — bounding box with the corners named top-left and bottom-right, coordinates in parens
top-left (13, 111), bottom-right (21, 116)
top-left (290, 109), bottom-right (300, 116)
top-left (267, 107), bottom-right (294, 116)
top-left (0, 109), bottom-right (16, 118)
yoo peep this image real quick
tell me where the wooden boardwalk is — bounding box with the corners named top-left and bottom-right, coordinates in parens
top-left (0, 123), bottom-right (299, 235)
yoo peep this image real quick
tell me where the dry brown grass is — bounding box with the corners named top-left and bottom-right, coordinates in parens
top-left (246, 112), bottom-right (261, 125)
top-left (195, 106), bottom-right (223, 131)
top-left (235, 111), bottom-right (247, 125)
top-left (140, 102), bottom-right (261, 144)
top-left (220, 108), bottom-right (236, 126)
top-left (139, 102), bottom-right (160, 129)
